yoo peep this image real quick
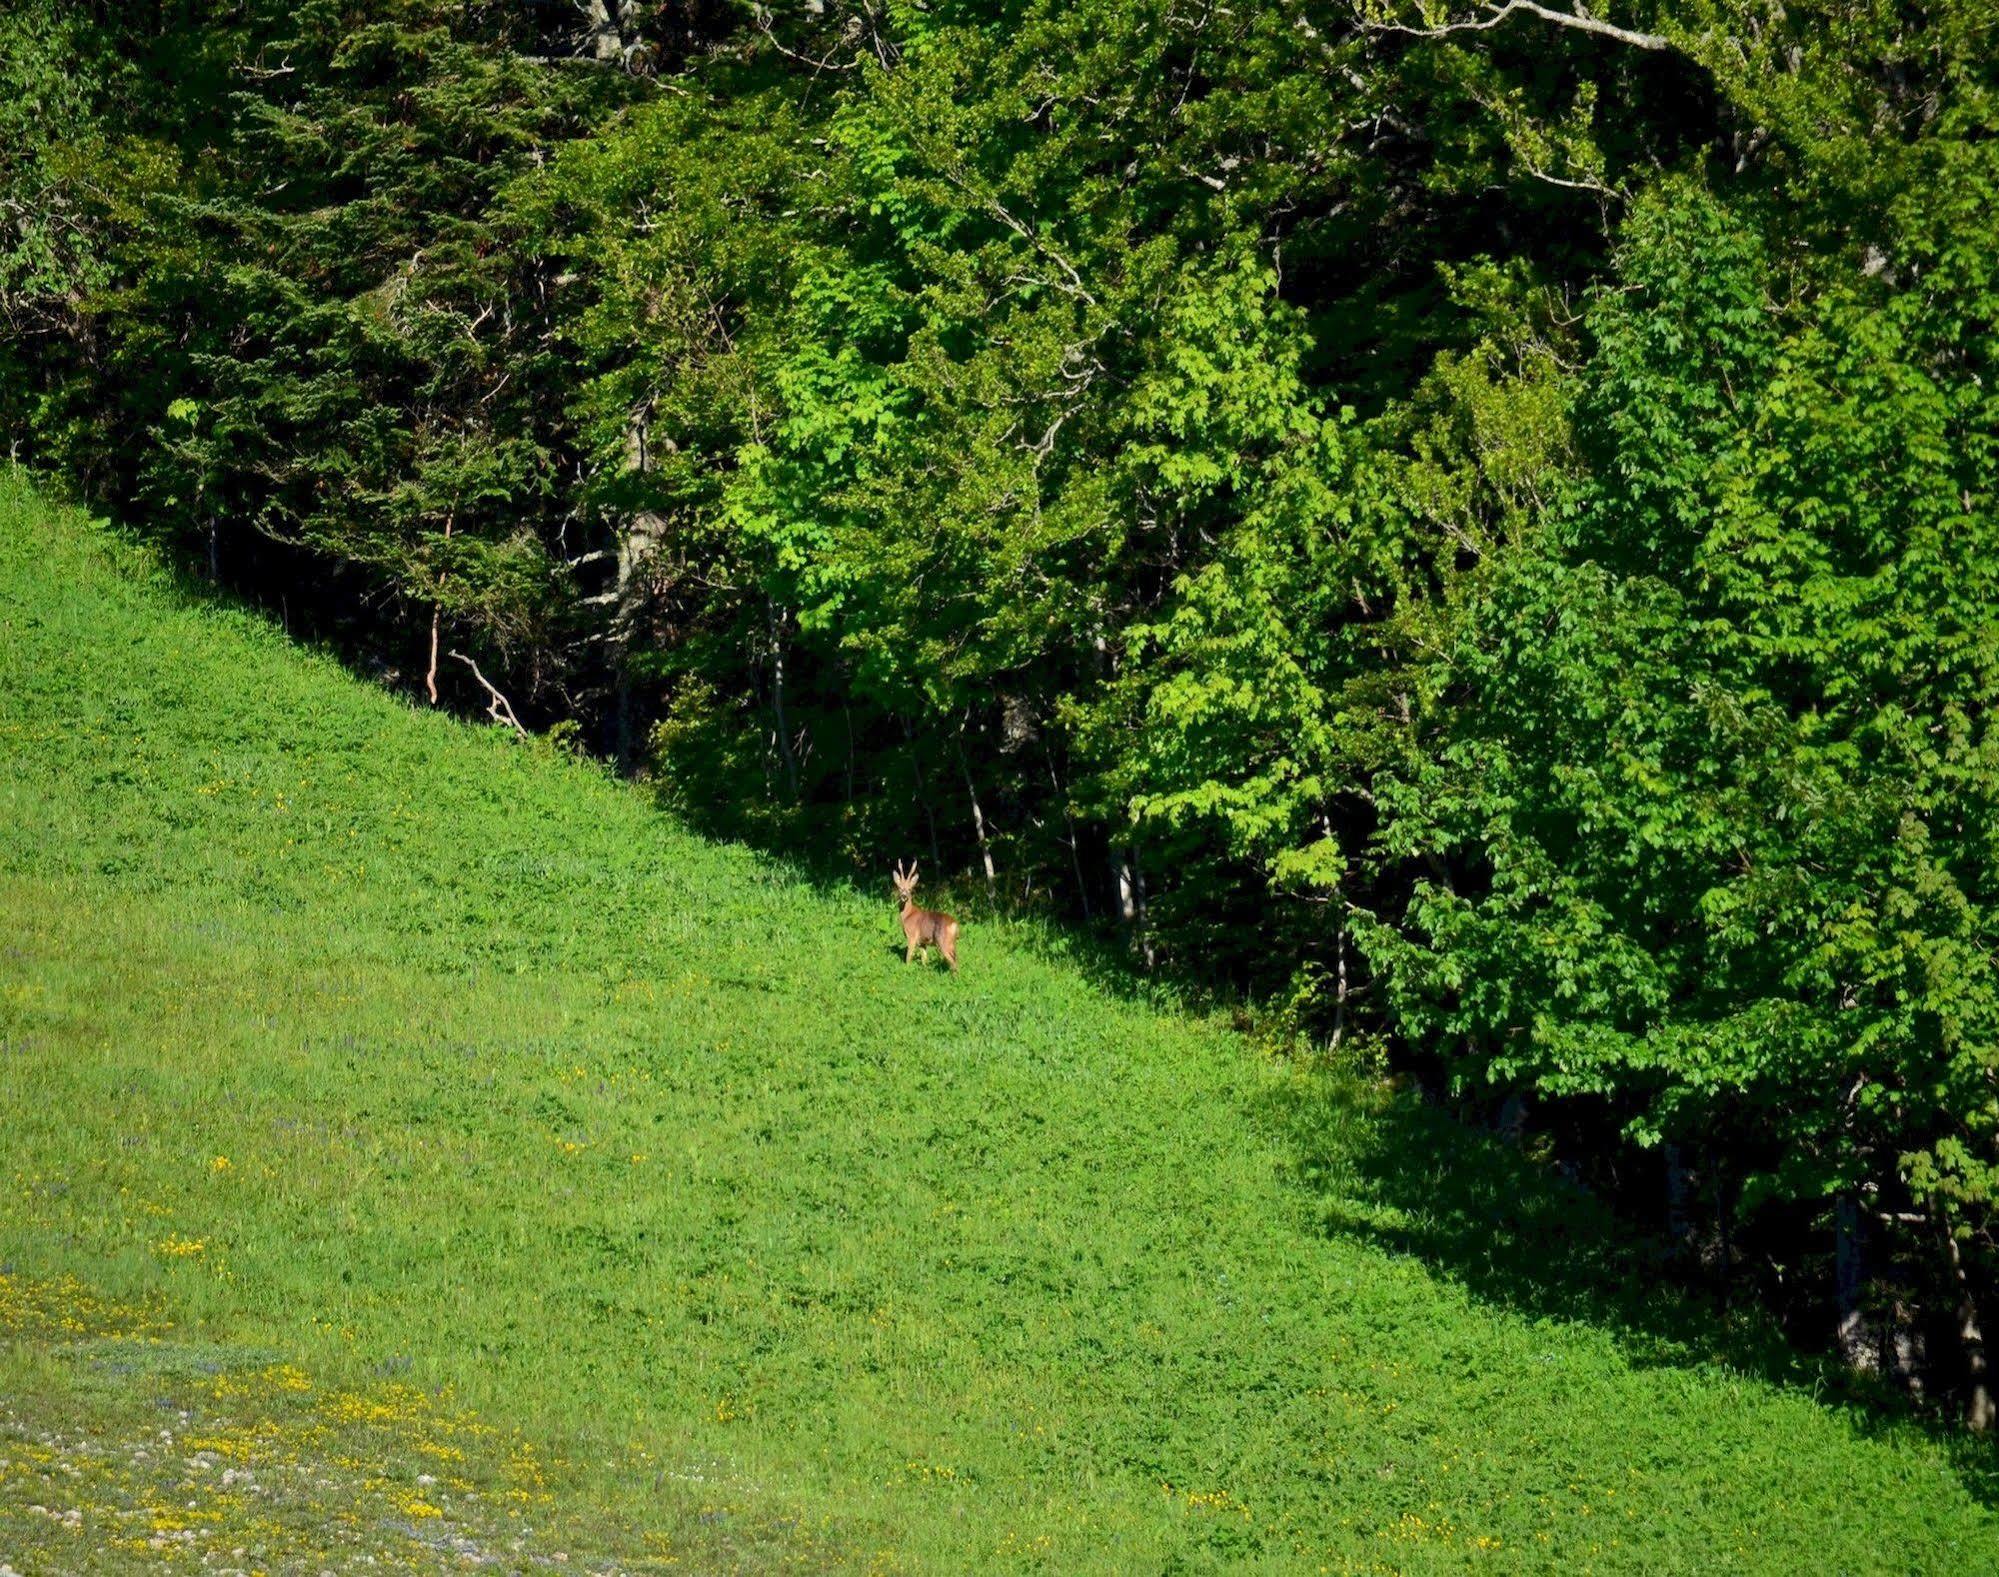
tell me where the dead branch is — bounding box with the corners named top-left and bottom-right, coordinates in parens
top-left (449, 651), bottom-right (529, 736)
top-left (752, 7), bottom-right (859, 73)
top-left (1514, 161), bottom-right (1623, 198)
top-left (1367, 1), bottom-right (1672, 53)
top-left (943, 168), bottom-right (1098, 307)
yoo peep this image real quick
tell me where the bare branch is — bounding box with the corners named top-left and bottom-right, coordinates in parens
top-left (1367, 2), bottom-right (1672, 53)
top-left (449, 652), bottom-right (529, 736)
top-left (944, 171), bottom-right (1098, 307)
top-left (1515, 161), bottom-right (1622, 197)
top-left (752, 6), bottom-right (859, 73)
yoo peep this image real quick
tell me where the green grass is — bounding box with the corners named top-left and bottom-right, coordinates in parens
top-left (0, 471), bottom-right (1994, 1573)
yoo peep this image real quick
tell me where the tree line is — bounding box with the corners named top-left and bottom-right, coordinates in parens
top-left (4, 0), bottom-right (1996, 1423)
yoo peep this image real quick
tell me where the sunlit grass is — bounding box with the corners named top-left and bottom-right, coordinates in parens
top-left (2, 473), bottom-right (1996, 1570)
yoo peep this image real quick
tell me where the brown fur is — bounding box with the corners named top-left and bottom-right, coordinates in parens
top-left (891, 860), bottom-right (959, 972)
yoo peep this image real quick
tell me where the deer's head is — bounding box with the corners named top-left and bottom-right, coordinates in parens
top-left (891, 860), bottom-right (920, 905)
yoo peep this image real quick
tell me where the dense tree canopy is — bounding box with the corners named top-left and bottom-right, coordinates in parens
top-left (5, 0), bottom-right (1997, 1420)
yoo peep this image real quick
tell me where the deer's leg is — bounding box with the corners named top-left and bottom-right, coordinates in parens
top-left (905, 940), bottom-right (917, 963)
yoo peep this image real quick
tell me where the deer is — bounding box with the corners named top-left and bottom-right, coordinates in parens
top-left (891, 860), bottom-right (959, 972)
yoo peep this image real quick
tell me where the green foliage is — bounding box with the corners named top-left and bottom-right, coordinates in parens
top-left (1, 2), bottom-right (644, 701)
top-left (0, 5), bottom-right (115, 328)
top-left (0, 2), bottom-right (150, 460)
top-left (1359, 153), bottom-right (1999, 1254)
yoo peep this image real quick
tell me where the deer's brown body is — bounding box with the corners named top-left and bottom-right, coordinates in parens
top-left (892, 861), bottom-right (959, 972)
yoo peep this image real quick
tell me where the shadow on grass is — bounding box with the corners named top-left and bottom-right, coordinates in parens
top-left (645, 776), bottom-right (1201, 1015)
top-left (1255, 1063), bottom-right (1999, 1510)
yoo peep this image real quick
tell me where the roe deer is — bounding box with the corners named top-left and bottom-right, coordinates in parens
top-left (891, 860), bottom-right (959, 972)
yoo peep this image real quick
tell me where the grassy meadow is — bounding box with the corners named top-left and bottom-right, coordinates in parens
top-left (2, 471), bottom-right (1997, 1571)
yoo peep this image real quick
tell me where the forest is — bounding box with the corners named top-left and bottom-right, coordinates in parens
top-left (4, 0), bottom-right (1997, 1429)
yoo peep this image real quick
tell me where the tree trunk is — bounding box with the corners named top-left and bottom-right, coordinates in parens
top-left (1888, 1299), bottom-right (1926, 1400)
top-left (843, 703), bottom-right (857, 809)
top-left (582, 0), bottom-right (623, 61)
top-left (425, 511), bottom-right (454, 707)
top-left (905, 732), bottom-right (942, 869)
top-left (768, 600), bottom-right (798, 795)
top-left (1134, 846), bottom-right (1154, 967)
top-left (1330, 922), bottom-right (1351, 1050)
top-left (1834, 1194), bottom-right (1876, 1373)
top-left (960, 748), bottom-right (997, 900)
top-left (1948, 1230), bottom-right (1994, 1430)
top-left (1047, 747), bottom-right (1091, 922)
top-left (1714, 1161), bottom-right (1735, 1307)
top-left (1664, 1143), bottom-right (1692, 1256)
top-left (1113, 843), bottom-right (1154, 967)
top-left (613, 666), bottom-right (634, 770)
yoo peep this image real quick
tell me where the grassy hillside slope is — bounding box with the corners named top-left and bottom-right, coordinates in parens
top-left (2, 473), bottom-right (1995, 1571)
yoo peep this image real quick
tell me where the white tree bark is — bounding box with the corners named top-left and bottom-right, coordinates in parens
top-left (961, 749), bottom-right (997, 899)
